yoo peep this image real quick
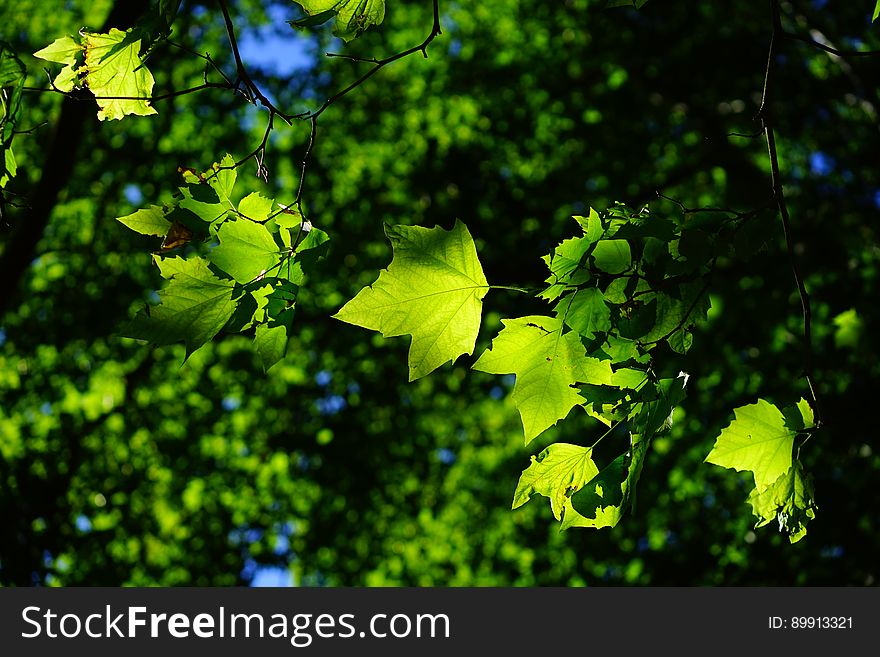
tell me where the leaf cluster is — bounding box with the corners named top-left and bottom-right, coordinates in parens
top-left (118, 154), bottom-right (329, 371)
top-left (335, 203), bottom-right (732, 531)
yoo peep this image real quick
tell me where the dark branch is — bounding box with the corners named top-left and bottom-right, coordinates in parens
top-left (782, 31), bottom-right (880, 58)
top-left (291, 0), bottom-right (443, 213)
top-left (217, 0), bottom-right (293, 123)
top-left (762, 0), bottom-right (822, 425)
top-left (22, 81), bottom-right (233, 102)
top-left (305, 0), bottom-right (443, 122)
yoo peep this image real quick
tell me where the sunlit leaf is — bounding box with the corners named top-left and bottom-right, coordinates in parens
top-left (255, 317), bottom-right (292, 372)
top-left (206, 154), bottom-right (237, 209)
top-left (335, 220), bottom-right (488, 381)
top-left (747, 460), bottom-right (817, 544)
top-left (574, 208), bottom-right (604, 243)
top-left (512, 443), bottom-right (599, 520)
top-left (116, 205), bottom-right (172, 237)
top-left (1, 41), bottom-right (25, 189)
top-left (591, 239), bottom-right (631, 274)
top-left (565, 438), bottom-right (647, 529)
top-left (554, 287), bottom-right (611, 339)
top-left (33, 36), bottom-right (81, 65)
top-left (83, 28), bottom-right (157, 120)
top-left (473, 315), bottom-right (612, 443)
top-left (290, 0), bottom-right (386, 41)
top-left (210, 219), bottom-right (282, 284)
top-left (238, 192), bottom-right (274, 222)
top-left (123, 256), bottom-right (236, 357)
top-left (705, 399), bottom-right (795, 491)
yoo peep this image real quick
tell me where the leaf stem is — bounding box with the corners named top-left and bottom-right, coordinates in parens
top-left (487, 284), bottom-right (535, 294)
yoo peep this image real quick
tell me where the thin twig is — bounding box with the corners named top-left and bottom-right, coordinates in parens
top-left (325, 52), bottom-right (382, 64)
top-left (303, 0), bottom-right (442, 122)
top-left (292, 0), bottom-right (443, 210)
top-left (782, 31), bottom-right (880, 58)
top-left (655, 192), bottom-right (775, 219)
top-left (233, 110), bottom-right (275, 179)
top-left (166, 39), bottom-right (235, 86)
top-left (294, 116), bottom-right (317, 209)
top-left (762, 0), bottom-right (822, 425)
top-left (23, 81), bottom-right (232, 102)
top-left (726, 130), bottom-right (764, 139)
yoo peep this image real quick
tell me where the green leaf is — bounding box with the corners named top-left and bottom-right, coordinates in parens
top-left (291, 0), bottom-right (386, 41)
top-left (617, 298), bottom-right (657, 340)
top-left (603, 275), bottom-right (648, 304)
top-left (554, 287), bottom-right (611, 339)
top-left (591, 239), bottom-right (631, 274)
top-left (632, 374), bottom-right (688, 438)
top-left (542, 236), bottom-right (592, 283)
top-left (667, 327), bottom-right (693, 354)
top-left (473, 315), bottom-right (610, 443)
top-left (289, 8), bottom-right (337, 28)
top-left (512, 443), bottom-right (599, 520)
top-left (33, 36), bottom-right (82, 65)
top-left (566, 436), bottom-right (649, 529)
top-left (270, 224), bottom-right (329, 285)
top-left (704, 399), bottom-right (795, 491)
top-left (874, 1), bottom-right (880, 22)
top-left (574, 208), bottom-right (604, 243)
top-left (639, 282), bottom-right (710, 347)
top-left (178, 185), bottom-right (227, 225)
top-left (123, 256), bottom-right (236, 357)
top-left (116, 205), bottom-right (172, 237)
top-left (572, 356), bottom-right (614, 386)
top-left (782, 397), bottom-right (815, 433)
top-left (565, 451), bottom-right (627, 529)
top-left (297, 224), bottom-right (330, 255)
top-left (226, 283), bottom-right (270, 332)
top-left (206, 154), bottom-right (237, 209)
top-left (254, 319), bottom-right (291, 372)
top-left (82, 28), bottom-right (157, 121)
top-left (747, 460), bottom-right (817, 544)
top-left (52, 64), bottom-right (79, 92)
top-left (599, 334), bottom-right (648, 364)
top-left (334, 220), bottom-right (488, 381)
top-left (610, 367), bottom-right (648, 389)
top-left (265, 283), bottom-right (298, 322)
top-left (238, 192), bottom-right (274, 222)
top-left (1, 147), bottom-right (15, 188)
top-left (1, 42), bottom-right (25, 89)
top-left (210, 219), bottom-right (282, 284)
top-left (1, 42), bottom-right (25, 189)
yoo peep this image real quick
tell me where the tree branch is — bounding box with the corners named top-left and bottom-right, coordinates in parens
top-left (216, 0), bottom-right (293, 123)
top-left (761, 0), bottom-right (822, 425)
top-left (782, 31), bottom-right (880, 58)
top-left (292, 0), bottom-right (443, 213)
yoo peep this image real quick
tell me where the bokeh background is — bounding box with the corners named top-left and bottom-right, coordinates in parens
top-left (0, 0), bottom-right (878, 585)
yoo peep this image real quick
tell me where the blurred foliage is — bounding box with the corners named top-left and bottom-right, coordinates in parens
top-left (0, 0), bottom-right (878, 586)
